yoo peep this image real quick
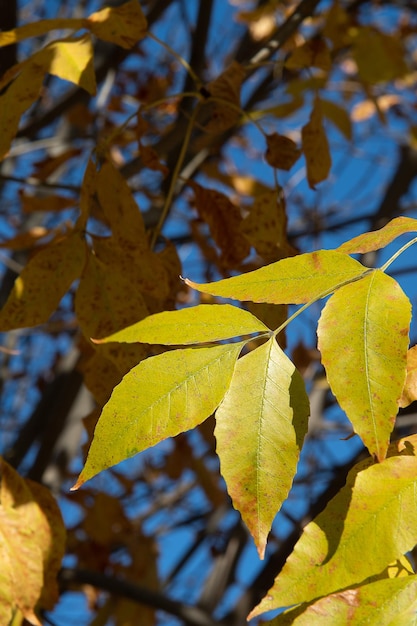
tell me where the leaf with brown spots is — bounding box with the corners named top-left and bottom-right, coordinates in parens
top-left (241, 189), bottom-right (296, 260)
top-left (216, 337), bottom-right (309, 558)
top-left (189, 181), bottom-right (250, 266)
top-left (0, 232), bottom-right (86, 331)
top-left (301, 97), bottom-right (332, 188)
top-left (204, 61), bottom-right (246, 134)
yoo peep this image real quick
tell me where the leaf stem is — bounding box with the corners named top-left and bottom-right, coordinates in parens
top-left (380, 236), bottom-right (417, 273)
top-left (148, 32), bottom-right (201, 86)
top-left (150, 103), bottom-right (201, 249)
top-left (273, 268), bottom-right (373, 337)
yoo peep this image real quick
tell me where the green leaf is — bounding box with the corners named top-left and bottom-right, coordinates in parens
top-left (73, 342), bottom-right (244, 488)
top-left (215, 338), bottom-right (309, 558)
top-left (268, 575), bottom-right (417, 625)
top-left (0, 233), bottom-right (86, 331)
top-left (338, 216), bottom-right (417, 254)
top-left (96, 304), bottom-right (269, 344)
top-left (249, 435), bottom-right (417, 617)
top-left (185, 250), bottom-right (368, 305)
top-left (317, 270), bottom-right (410, 461)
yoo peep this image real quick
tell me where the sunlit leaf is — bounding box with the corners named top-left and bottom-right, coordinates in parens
top-left (87, 0), bottom-right (148, 48)
top-left (215, 338), bottom-right (309, 558)
top-left (265, 134), bottom-right (301, 171)
top-left (39, 36), bottom-right (96, 94)
top-left (399, 345), bottom-right (417, 408)
top-left (73, 342), bottom-right (245, 487)
top-left (0, 233), bottom-right (86, 331)
top-left (318, 270), bottom-right (410, 461)
top-left (268, 575), bottom-right (417, 625)
top-left (351, 94), bottom-right (401, 122)
top-left (185, 250), bottom-right (368, 305)
top-left (301, 97), bottom-right (331, 188)
top-left (249, 435), bottom-right (417, 617)
top-left (0, 458), bottom-right (65, 626)
top-left (338, 216), bottom-right (417, 254)
top-left (96, 304), bottom-right (269, 345)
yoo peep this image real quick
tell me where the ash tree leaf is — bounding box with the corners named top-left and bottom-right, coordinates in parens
top-left (215, 337), bottom-right (309, 558)
top-left (338, 216), bottom-right (417, 254)
top-left (265, 134), bottom-right (301, 171)
top-left (249, 434), bottom-right (417, 618)
top-left (185, 250), bottom-right (368, 305)
top-left (268, 575), bottom-right (417, 625)
top-left (302, 97), bottom-right (332, 189)
top-left (318, 270), bottom-right (411, 461)
top-left (399, 345), bottom-right (417, 408)
top-left (0, 458), bottom-right (66, 626)
top-left (0, 232), bottom-right (86, 331)
top-left (204, 61), bottom-right (246, 134)
top-left (95, 304), bottom-right (269, 344)
top-left (73, 342), bottom-right (245, 488)
top-left (87, 0), bottom-right (148, 48)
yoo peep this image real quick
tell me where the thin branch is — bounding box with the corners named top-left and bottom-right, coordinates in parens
top-left (59, 567), bottom-right (220, 626)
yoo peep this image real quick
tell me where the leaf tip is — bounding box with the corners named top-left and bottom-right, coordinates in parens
top-left (70, 477), bottom-right (84, 491)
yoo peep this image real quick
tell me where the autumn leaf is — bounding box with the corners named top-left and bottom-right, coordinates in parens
top-left (0, 232), bottom-right (86, 331)
top-left (265, 134), bottom-right (301, 171)
top-left (285, 37), bottom-right (332, 72)
top-left (338, 216), bottom-right (417, 254)
top-left (87, 0), bottom-right (148, 48)
top-left (185, 250), bottom-right (368, 305)
top-left (352, 26), bottom-right (408, 84)
top-left (320, 99), bottom-right (352, 140)
top-left (301, 97), bottom-right (332, 188)
top-left (0, 458), bottom-right (65, 625)
top-left (318, 270), bottom-right (411, 461)
top-left (241, 189), bottom-right (296, 260)
top-left (95, 304), bottom-right (269, 345)
top-left (189, 181), bottom-right (250, 266)
top-left (204, 61), bottom-right (246, 133)
top-left (269, 575), bottom-right (417, 625)
top-left (73, 342), bottom-right (245, 487)
top-left (215, 338), bottom-right (309, 558)
top-left (250, 434), bottom-right (417, 617)
top-left (399, 345), bottom-right (417, 408)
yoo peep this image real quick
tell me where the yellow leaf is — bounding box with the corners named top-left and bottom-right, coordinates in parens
top-left (265, 133), bottom-right (301, 171)
top-left (87, 0), bottom-right (148, 49)
top-left (318, 271), bottom-right (410, 461)
top-left (0, 232), bottom-right (86, 330)
top-left (0, 458), bottom-right (65, 625)
top-left (204, 61), bottom-right (246, 134)
top-left (241, 189), bottom-right (296, 260)
top-left (216, 338), bottom-right (309, 558)
top-left (302, 97), bottom-right (332, 188)
top-left (351, 94), bottom-right (401, 122)
top-left (189, 181), bottom-right (250, 266)
top-left (38, 36), bottom-right (96, 95)
top-left (0, 18), bottom-right (84, 47)
top-left (285, 37), bottom-right (332, 72)
top-left (399, 345), bottom-right (417, 408)
top-left (338, 216), bottom-right (417, 254)
top-left (250, 435), bottom-right (417, 617)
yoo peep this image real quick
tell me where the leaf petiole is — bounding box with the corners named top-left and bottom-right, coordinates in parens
top-left (380, 236), bottom-right (417, 273)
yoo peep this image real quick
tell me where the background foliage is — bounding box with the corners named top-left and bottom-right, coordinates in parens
top-left (1, 0), bottom-right (417, 624)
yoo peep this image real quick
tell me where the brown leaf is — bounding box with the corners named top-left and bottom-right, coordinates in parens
top-left (189, 181), bottom-right (250, 266)
top-left (265, 133), bottom-right (301, 171)
top-left (204, 61), bottom-right (246, 134)
top-left (139, 143), bottom-right (169, 176)
top-left (285, 37), bottom-right (332, 72)
top-left (301, 97), bottom-right (332, 188)
top-left (241, 189), bottom-right (296, 260)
